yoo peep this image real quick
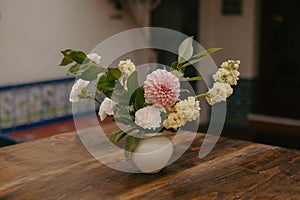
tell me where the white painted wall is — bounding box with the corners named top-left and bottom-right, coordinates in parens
top-left (1, 0), bottom-right (258, 85)
top-left (198, 0), bottom-right (259, 124)
top-left (0, 0), bottom-right (148, 86)
top-left (200, 0), bottom-right (259, 79)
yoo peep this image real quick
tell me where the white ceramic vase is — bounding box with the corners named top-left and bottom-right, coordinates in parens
top-left (131, 136), bottom-right (173, 173)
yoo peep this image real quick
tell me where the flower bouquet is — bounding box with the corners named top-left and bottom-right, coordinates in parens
top-left (59, 36), bottom-right (240, 173)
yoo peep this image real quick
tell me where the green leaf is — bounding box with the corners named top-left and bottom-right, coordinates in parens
top-left (113, 105), bottom-right (133, 121)
top-left (78, 64), bottom-right (104, 81)
top-left (192, 48), bottom-right (223, 58)
top-left (110, 82), bottom-right (130, 105)
top-left (59, 49), bottom-right (73, 66)
top-left (108, 131), bottom-right (127, 144)
top-left (130, 87), bottom-right (145, 111)
top-left (103, 90), bottom-right (113, 98)
top-left (76, 64), bottom-right (89, 73)
top-left (97, 74), bottom-right (118, 98)
top-left (97, 82), bottom-right (115, 91)
top-left (124, 134), bottom-right (141, 158)
top-left (180, 48), bottom-right (223, 70)
top-left (178, 36), bottom-right (194, 64)
top-left (59, 56), bottom-right (73, 66)
top-left (134, 87), bottom-right (145, 110)
top-left (67, 64), bottom-right (81, 75)
top-left (107, 68), bottom-right (122, 82)
top-left (60, 49), bottom-right (88, 65)
top-left (126, 72), bottom-right (145, 110)
top-left (70, 51), bottom-right (87, 64)
top-left (171, 61), bottom-right (179, 70)
top-left (181, 59), bottom-right (198, 69)
top-left (61, 49), bottom-right (72, 56)
top-left (97, 74), bottom-right (107, 90)
top-left (127, 71), bottom-right (139, 95)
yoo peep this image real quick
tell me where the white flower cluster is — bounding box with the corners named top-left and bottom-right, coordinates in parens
top-left (206, 60), bottom-right (240, 105)
top-left (212, 60), bottom-right (240, 85)
top-left (205, 82), bottom-right (233, 105)
top-left (175, 97), bottom-right (200, 122)
top-left (221, 60), bottom-right (240, 70)
top-left (118, 59), bottom-right (135, 75)
top-left (164, 97), bottom-right (200, 130)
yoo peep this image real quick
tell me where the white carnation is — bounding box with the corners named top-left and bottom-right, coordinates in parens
top-left (135, 106), bottom-right (161, 130)
top-left (98, 97), bottom-right (117, 121)
top-left (206, 82), bottom-right (233, 105)
top-left (118, 59), bottom-right (135, 75)
top-left (69, 79), bottom-right (90, 102)
top-left (87, 53), bottom-right (101, 64)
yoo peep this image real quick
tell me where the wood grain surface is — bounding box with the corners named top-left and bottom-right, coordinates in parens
top-left (1, 123), bottom-right (300, 200)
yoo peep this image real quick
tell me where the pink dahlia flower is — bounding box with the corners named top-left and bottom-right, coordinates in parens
top-left (143, 69), bottom-right (180, 108)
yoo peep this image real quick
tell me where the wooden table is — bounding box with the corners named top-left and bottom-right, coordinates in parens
top-left (1, 123), bottom-right (300, 199)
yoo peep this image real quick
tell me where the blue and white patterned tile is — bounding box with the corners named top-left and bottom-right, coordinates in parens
top-left (0, 90), bottom-right (15, 129)
top-left (15, 88), bottom-right (28, 125)
top-left (0, 78), bottom-right (79, 133)
top-left (41, 84), bottom-right (55, 120)
top-left (55, 83), bottom-right (67, 117)
top-left (65, 81), bottom-right (74, 115)
top-left (28, 86), bottom-right (42, 123)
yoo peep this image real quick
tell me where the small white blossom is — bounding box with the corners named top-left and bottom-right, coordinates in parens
top-left (69, 79), bottom-right (90, 102)
top-left (98, 97), bottom-right (117, 121)
top-left (87, 53), bottom-right (101, 64)
top-left (163, 97), bottom-right (200, 130)
top-left (221, 62), bottom-right (228, 68)
top-left (175, 97), bottom-right (200, 122)
top-left (220, 60), bottom-right (240, 70)
top-left (163, 111), bottom-right (182, 130)
top-left (212, 68), bottom-right (240, 85)
top-left (118, 59), bottom-right (135, 75)
top-left (205, 82), bottom-right (233, 105)
top-left (135, 106), bottom-right (161, 130)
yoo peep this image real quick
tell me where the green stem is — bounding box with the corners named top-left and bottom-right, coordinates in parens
top-left (195, 93), bottom-right (209, 99)
top-left (179, 76), bottom-right (204, 81)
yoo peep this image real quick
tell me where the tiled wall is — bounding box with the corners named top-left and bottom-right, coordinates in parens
top-left (0, 78), bottom-right (81, 134)
top-left (226, 79), bottom-right (254, 128)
